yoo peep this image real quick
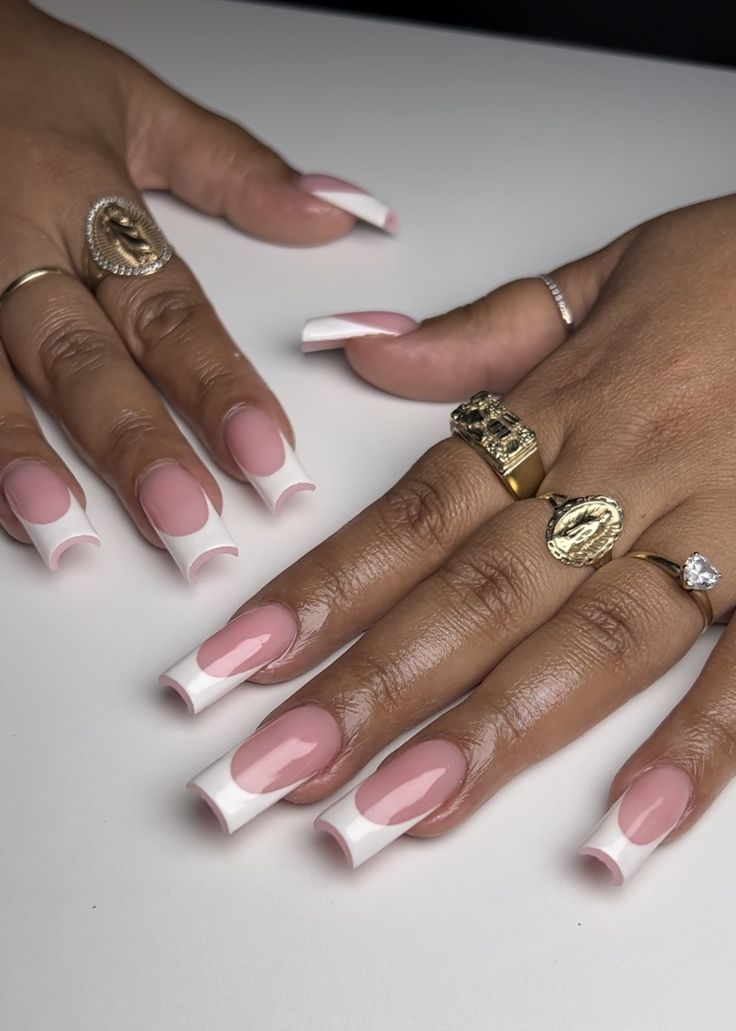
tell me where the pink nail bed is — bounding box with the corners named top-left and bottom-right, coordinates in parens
top-left (301, 311), bottom-right (418, 353)
top-left (160, 604), bottom-right (298, 714)
top-left (297, 173), bottom-right (397, 233)
top-left (315, 740), bottom-right (467, 867)
top-left (138, 463), bottom-right (237, 582)
top-left (189, 706), bottom-right (342, 833)
top-left (579, 765), bottom-right (692, 885)
top-left (2, 460), bottom-right (100, 570)
top-left (224, 408), bottom-right (315, 513)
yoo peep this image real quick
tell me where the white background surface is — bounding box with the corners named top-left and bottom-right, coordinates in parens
top-left (3, 2), bottom-right (736, 1028)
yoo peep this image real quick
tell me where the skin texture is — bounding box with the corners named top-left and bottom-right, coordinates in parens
top-left (0, 1), bottom-right (356, 546)
top-left (220, 194), bottom-right (736, 853)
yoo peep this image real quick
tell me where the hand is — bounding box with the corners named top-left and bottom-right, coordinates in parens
top-left (166, 194), bottom-right (736, 884)
top-left (0, 1), bottom-right (394, 578)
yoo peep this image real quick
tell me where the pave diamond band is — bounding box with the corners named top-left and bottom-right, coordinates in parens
top-left (538, 273), bottom-right (574, 331)
top-left (450, 391), bottom-right (544, 499)
top-left (629, 551), bottom-right (721, 632)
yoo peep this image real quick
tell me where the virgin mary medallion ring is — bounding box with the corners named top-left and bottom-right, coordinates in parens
top-left (543, 493), bottom-right (624, 567)
top-left (85, 196), bottom-right (173, 287)
top-left (450, 391), bottom-right (544, 499)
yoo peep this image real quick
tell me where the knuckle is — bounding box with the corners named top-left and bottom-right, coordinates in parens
top-left (439, 543), bottom-right (538, 632)
top-left (688, 705), bottom-right (736, 765)
top-left (37, 321), bottom-right (109, 387)
top-left (308, 556), bottom-right (357, 613)
top-left (353, 653), bottom-right (408, 720)
top-left (104, 408), bottom-right (162, 466)
top-left (570, 580), bottom-right (648, 666)
top-left (131, 287), bottom-right (210, 353)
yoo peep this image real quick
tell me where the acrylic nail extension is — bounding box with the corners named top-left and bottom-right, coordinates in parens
top-left (160, 603), bottom-right (298, 714)
top-left (315, 740), bottom-right (467, 868)
top-left (138, 463), bottom-right (237, 582)
top-left (224, 407), bottom-right (315, 514)
top-left (301, 312), bottom-right (418, 353)
top-left (189, 706), bottom-right (342, 833)
top-left (578, 765), bottom-right (693, 885)
top-left (2, 461), bottom-right (100, 570)
top-left (297, 174), bottom-right (398, 233)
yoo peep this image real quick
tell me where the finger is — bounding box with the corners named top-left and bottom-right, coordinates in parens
top-left (160, 434), bottom-right (543, 713)
top-left (315, 511), bottom-right (729, 867)
top-left (0, 269), bottom-right (237, 581)
top-left (581, 576), bottom-right (735, 886)
top-left (0, 342), bottom-right (99, 568)
top-left (96, 253), bottom-right (314, 513)
top-left (300, 231), bottom-right (637, 400)
top-left (129, 84), bottom-right (394, 242)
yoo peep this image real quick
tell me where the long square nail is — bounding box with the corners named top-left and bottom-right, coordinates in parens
top-left (297, 174), bottom-right (397, 233)
top-left (224, 407), bottom-right (315, 514)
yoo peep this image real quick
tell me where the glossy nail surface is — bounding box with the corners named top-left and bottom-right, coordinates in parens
top-left (224, 408), bottom-right (314, 513)
top-left (297, 174), bottom-right (397, 233)
top-left (189, 706), bottom-right (342, 833)
top-left (315, 740), bottom-right (466, 868)
top-left (2, 461), bottom-right (100, 570)
top-left (138, 463), bottom-right (237, 582)
top-left (160, 604), bottom-right (298, 714)
top-left (301, 311), bottom-right (418, 353)
top-left (578, 765), bottom-right (692, 885)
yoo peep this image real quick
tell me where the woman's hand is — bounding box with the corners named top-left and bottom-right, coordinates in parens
top-left (0, 1), bottom-right (394, 578)
top-left (166, 194), bottom-right (736, 883)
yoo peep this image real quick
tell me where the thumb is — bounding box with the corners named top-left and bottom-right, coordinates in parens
top-left (301, 231), bottom-right (637, 399)
top-left (130, 83), bottom-right (395, 245)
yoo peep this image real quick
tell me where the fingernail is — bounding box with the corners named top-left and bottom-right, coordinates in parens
top-left (578, 765), bottom-right (693, 885)
top-left (223, 407), bottom-right (315, 514)
top-left (315, 740), bottom-right (467, 868)
top-left (189, 706), bottom-right (342, 833)
top-left (301, 311), bottom-right (418, 353)
top-left (2, 461), bottom-right (100, 570)
top-left (159, 603), bottom-right (298, 714)
top-left (297, 174), bottom-right (398, 233)
top-left (138, 463), bottom-right (237, 582)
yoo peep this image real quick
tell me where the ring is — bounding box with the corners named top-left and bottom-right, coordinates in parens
top-left (85, 195), bottom-right (173, 289)
top-left (0, 267), bottom-right (69, 312)
top-left (538, 273), bottom-right (574, 331)
top-left (542, 493), bottom-right (624, 567)
top-left (629, 551), bottom-right (721, 632)
top-left (450, 391), bottom-right (544, 499)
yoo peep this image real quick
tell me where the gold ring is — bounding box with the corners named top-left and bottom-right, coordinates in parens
top-left (450, 391), bottom-right (544, 499)
top-left (0, 267), bottom-right (70, 311)
top-left (542, 492), bottom-right (624, 568)
top-left (85, 195), bottom-right (173, 290)
top-left (628, 551), bottom-right (721, 633)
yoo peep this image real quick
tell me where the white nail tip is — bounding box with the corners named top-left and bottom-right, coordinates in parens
top-left (301, 315), bottom-right (401, 349)
top-left (151, 496), bottom-right (238, 582)
top-left (307, 189), bottom-right (395, 231)
top-left (578, 795), bottom-right (673, 885)
top-left (159, 648), bottom-right (266, 715)
top-left (315, 787), bottom-right (435, 868)
top-left (188, 746), bottom-right (309, 834)
top-left (14, 493), bottom-right (101, 570)
top-left (244, 433), bottom-right (315, 514)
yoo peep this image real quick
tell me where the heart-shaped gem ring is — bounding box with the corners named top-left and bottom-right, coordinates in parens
top-left (628, 551), bottom-right (722, 633)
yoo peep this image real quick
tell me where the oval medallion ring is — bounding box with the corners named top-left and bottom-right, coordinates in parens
top-left (85, 196), bottom-right (173, 287)
top-left (543, 493), bottom-right (624, 568)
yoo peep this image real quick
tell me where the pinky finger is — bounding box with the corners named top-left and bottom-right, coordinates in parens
top-left (0, 344), bottom-right (99, 570)
top-left (580, 614), bottom-right (736, 886)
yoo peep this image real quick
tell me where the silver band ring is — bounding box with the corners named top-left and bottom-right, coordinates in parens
top-left (538, 273), bottom-right (574, 331)
top-left (0, 267), bottom-right (70, 312)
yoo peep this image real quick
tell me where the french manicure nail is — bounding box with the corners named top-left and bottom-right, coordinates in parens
top-left (297, 174), bottom-right (398, 233)
top-left (301, 311), bottom-right (418, 353)
top-left (189, 706), bottom-right (342, 833)
top-left (138, 463), bottom-right (237, 582)
top-left (2, 461), bottom-right (100, 570)
top-left (224, 407), bottom-right (315, 514)
top-left (160, 603), bottom-right (298, 713)
top-left (578, 765), bottom-right (693, 885)
top-left (315, 740), bottom-right (467, 868)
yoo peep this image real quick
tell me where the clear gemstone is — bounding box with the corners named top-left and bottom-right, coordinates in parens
top-left (681, 553), bottom-right (721, 591)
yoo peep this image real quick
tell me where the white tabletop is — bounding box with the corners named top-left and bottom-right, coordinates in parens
top-left (4, 3), bottom-right (736, 1028)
